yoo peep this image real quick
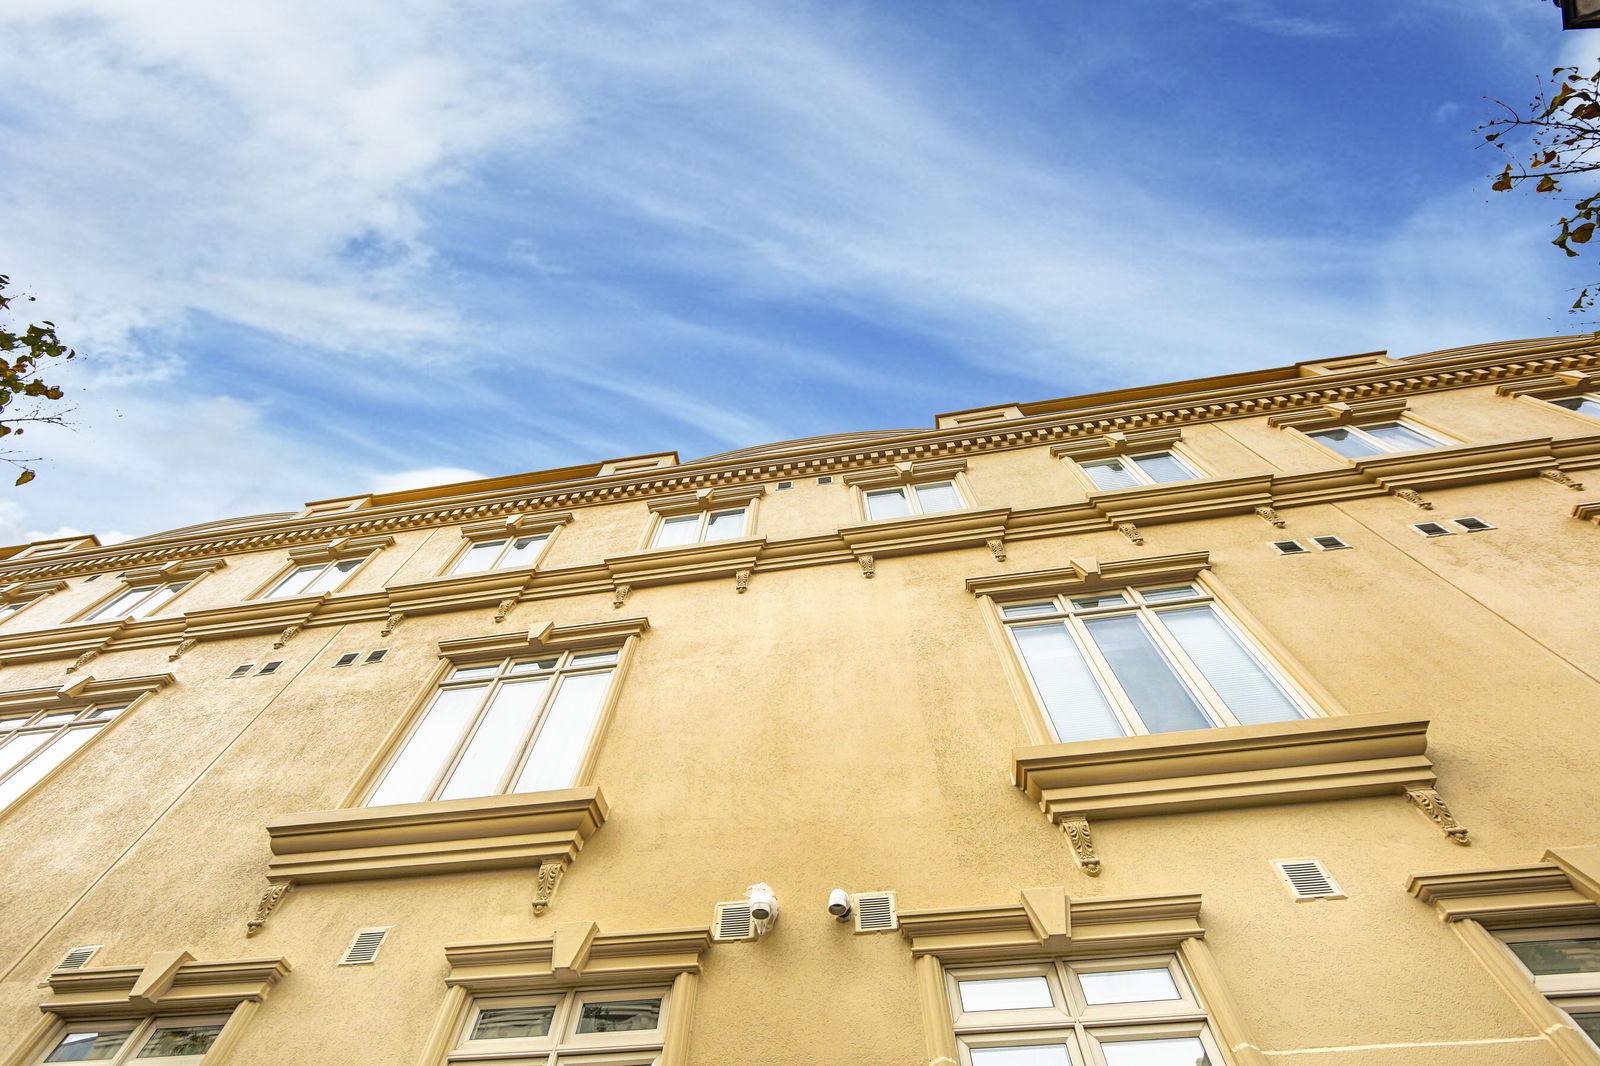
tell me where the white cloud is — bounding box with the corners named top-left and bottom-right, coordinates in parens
top-left (368, 467), bottom-right (490, 495)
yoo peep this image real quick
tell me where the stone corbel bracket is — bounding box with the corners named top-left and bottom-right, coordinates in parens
top-left (838, 507), bottom-right (1011, 579)
top-left (605, 537), bottom-right (766, 597)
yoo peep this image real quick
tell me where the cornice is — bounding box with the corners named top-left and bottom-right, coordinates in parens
top-left (444, 922), bottom-right (712, 991)
top-left (898, 887), bottom-right (1204, 961)
top-left (12, 338), bottom-right (1596, 583)
top-left (437, 618), bottom-right (650, 663)
top-left (1050, 427), bottom-right (1183, 461)
top-left (1407, 853), bottom-right (1600, 925)
top-left (0, 672), bottom-right (173, 713)
top-left (966, 551), bottom-right (1210, 599)
top-left (838, 507), bottom-right (1010, 558)
top-left (42, 953), bottom-right (290, 1020)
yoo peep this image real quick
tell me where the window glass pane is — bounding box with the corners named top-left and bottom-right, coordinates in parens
top-left (84, 705), bottom-right (128, 721)
top-left (957, 976), bottom-right (1054, 1012)
top-left (35, 712), bottom-right (76, 727)
top-left (45, 1031), bottom-right (130, 1062)
top-left (1134, 452), bottom-right (1197, 484)
top-left (0, 731), bottom-right (53, 779)
top-left (513, 670), bottom-right (612, 793)
top-left (1070, 594), bottom-right (1127, 610)
top-left (1158, 606), bottom-right (1304, 726)
top-left (575, 997), bottom-right (663, 1033)
top-left (1011, 624), bottom-right (1125, 742)
top-left (501, 535), bottom-right (547, 568)
top-left (472, 1004), bottom-right (555, 1039)
top-left (449, 665), bottom-right (499, 681)
top-left (1083, 459), bottom-right (1141, 491)
top-left (85, 586), bottom-right (153, 620)
top-left (451, 540), bottom-right (506, 576)
top-left (1078, 967), bottom-right (1180, 1005)
top-left (508, 658), bottom-right (559, 675)
top-left (1139, 586), bottom-right (1198, 603)
top-left (1554, 395), bottom-right (1600, 417)
top-left (652, 514), bottom-right (700, 548)
top-left (913, 481), bottom-right (963, 513)
top-left (265, 566), bottom-right (321, 599)
top-left (0, 715), bottom-right (28, 731)
top-left (303, 557), bottom-right (361, 595)
top-left (366, 686), bottom-right (486, 806)
top-left (865, 488), bottom-right (911, 520)
top-left (1083, 615), bottom-right (1213, 733)
top-left (1307, 427), bottom-right (1384, 458)
top-left (1364, 422), bottom-right (1439, 451)
top-left (704, 509), bottom-right (747, 540)
top-left (1571, 1012), bottom-right (1600, 1045)
top-left (970, 1046), bottom-right (1073, 1066)
top-left (135, 1024), bottom-right (224, 1057)
top-left (438, 679), bottom-right (551, 801)
top-left (1001, 603), bottom-right (1057, 619)
top-left (1100, 1037), bottom-right (1211, 1066)
top-left (0, 728), bottom-right (95, 808)
top-left (570, 651), bottom-right (619, 666)
top-left (140, 580), bottom-right (190, 615)
top-left (1508, 937), bottom-right (1600, 975)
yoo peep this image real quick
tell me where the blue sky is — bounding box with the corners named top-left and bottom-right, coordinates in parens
top-left (0, 0), bottom-right (1594, 543)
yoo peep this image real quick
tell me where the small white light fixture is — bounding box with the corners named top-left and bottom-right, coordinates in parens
top-left (746, 882), bottom-right (779, 935)
top-left (827, 888), bottom-right (852, 922)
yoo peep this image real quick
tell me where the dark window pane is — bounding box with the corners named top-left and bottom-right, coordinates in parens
top-left (575, 997), bottom-right (663, 1033)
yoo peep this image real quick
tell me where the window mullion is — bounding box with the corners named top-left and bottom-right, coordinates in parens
top-left (1066, 614), bottom-right (1146, 737)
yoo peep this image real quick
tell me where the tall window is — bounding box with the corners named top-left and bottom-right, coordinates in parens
top-left (449, 534), bottom-right (550, 575)
top-left (651, 508), bottom-right (747, 549)
top-left (366, 650), bottom-right (620, 806)
top-left (262, 555), bottom-right (369, 599)
top-left (83, 582), bottom-right (190, 622)
top-left (1079, 452), bottom-right (1200, 491)
top-left (1305, 421), bottom-right (1443, 458)
top-left (35, 1017), bottom-right (227, 1064)
top-left (1001, 584), bottom-right (1310, 743)
top-left (864, 480), bottom-right (965, 521)
top-left (0, 702), bottom-right (128, 811)
top-left (1498, 927), bottom-right (1600, 1050)
top-left (946, 956), bottom-right (1222, 1065)
top-left (450, 987), bottom-right (670, 1064)
top-left (1551, 394), bottom-right (1600, 419)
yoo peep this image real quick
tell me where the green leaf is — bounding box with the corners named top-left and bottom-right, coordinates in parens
top-left (1572, 222), bottom-right (1595, 244)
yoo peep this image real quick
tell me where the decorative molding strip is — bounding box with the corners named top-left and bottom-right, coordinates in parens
top-left (460, 511), bottom-right (573, 540)
top-left (41, 952), bottom-right (291, 1019)
top-left (1574, 501), bottom-right (1600, 524)
top-left (118, 557), bottom-right (228, 585)
top-left (839, 507), bottom-right (1010, 560)
top-left (967, 551), bottom-right (1210, 600)
top-left (898, 888), bottom-right (1204, 962)
top-left (646, 487), bottom-right (765, 515)
top-left (1407, 854), bottom-right (1600, 925)
top-left (0, 672), bottom-right (174, 715)
top-left (438, 618), bottom-right (648, 664)
top-left (0, 579), bottom-right (67, 603)
top-left (1494, 369), bottom-right (1600, 398)
top-left (443, 922), bottom-right (712, 991)
top-left (285, 534), bottom-right (394, 564)
top-left (1050, 427), bottom-right (1183, 461)
top-left (1267, 397), bottom-right (1410, 430)
top-left (606, 537), bottom-right (765, 589)
top-left (842, 457), bottom-right (967, 488)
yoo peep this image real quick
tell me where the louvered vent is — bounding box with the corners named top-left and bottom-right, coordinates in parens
top-left (333, 653), bottom-right (359, 668)
top-left (1411, 522), bottom-right (1451, 538)
top-left (1272, 540), bottom-right (1307, 555)
top-left (1455, 517), bottom-right (1493, 532)
top-left (338, 927), bottom-right (390, 965)
top-left (55, 945), bottom-right (101, 971)
top-left (1274, 859), bottom-right (1343, 901)
top-left (713, 902), bottom-right (754, 942)
top-left (852, 891), bottom-right (898, 933)
top-left (1311, 535), bottom-right (1349, 551)
top-left (227, 664), bottom-right (253, 678)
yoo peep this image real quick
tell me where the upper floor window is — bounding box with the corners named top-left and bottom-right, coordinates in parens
top-left (1305, 421), bottom-right (1444, 458)
top-left (36, 1017), bottom-right (228, 1064)
top-left (1000, 583), bottom-right (1311, 743)
top-left (945, 956), bottom-right (1223, 1066)
top-left (1080, 451), bottom-right (1200, 491)
top-left (1551, 393), bottom-right (1600, 419)
top-left (0, 702), bottom-right (128, 812)
top-left (449, 534), bottom-right (549, 575)
top-left (0, 581), bottom-right (60, 624)
top-left (450, 986), bottom-right (670, 1064)
top-left (263, 556), bottom-right (367, 599)
top-left (651, 507), bottom-right (747, 548)
top-left (365, 649), bottom-right (621, 807)
top-left (83, 581), bottom-right (190, 622)
top-left (864, 480), bottom-right (965, 521)
top-left (1498, 927), bottom-right (1600, 1051)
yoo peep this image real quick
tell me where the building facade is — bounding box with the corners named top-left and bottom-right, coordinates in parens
top-left (0, 334), bottom-right (1599, 1065)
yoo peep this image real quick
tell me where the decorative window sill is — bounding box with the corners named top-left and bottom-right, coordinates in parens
top-left (1013, 713), bottom-right (1463, 874)
top-left (1408, 846), bottom-right (1600, 924)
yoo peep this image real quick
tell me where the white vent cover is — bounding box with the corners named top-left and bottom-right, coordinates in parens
top-left (713, 902), bottom-right (754, 942)
top-left (55, 945), bottom-right (101, 971)
top-left (852, 891), bottom-right (898, 933)
top-left (1274, 859), bottom-right (1344, 901)
top-left (338, 927), bottom-right (390, 965)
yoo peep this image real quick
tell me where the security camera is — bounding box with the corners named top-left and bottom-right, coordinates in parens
top-left (827, 889), bottom-right (852, 922)
top-left (746, 883), bottom-right (779, 934)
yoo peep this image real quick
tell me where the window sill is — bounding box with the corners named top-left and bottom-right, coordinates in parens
top-left (1014, 711), bottom-right (1434, 822)
top-left (264, 786), bottom-right (608, 884)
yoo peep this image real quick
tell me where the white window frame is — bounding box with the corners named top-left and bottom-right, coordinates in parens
top-left (1076, 450), bottom-right (1203, 492)
top-left (446, 532), bottom-right (553, 576)
top-left (0, 701), bottom-right (132, 815)
top-left (1496, 925), bottom-right (1600, 1052)
top-left (0, 595), bottom-right (44, 623)
top-left (944, 956), bottom-right (1223, 1066)
top-left (1547, 393), bottom-right (1600, 421)
top-left (260, 554), bottom-right (371, 600)
top-left (999, 582), bottom-right (1316, 742)
top-left (649, 506), bottom-right (750, 549)
top-left (363, 648), bottom-right (623, 807)
top-left (860, 479), bottom-right (968, 522)
top-left (450, 985), bottom-right (671, 1064)
top-left (34, 1014), bottom-right (231, 1065)
top-left (80, 580), bottom-right (193, 622)
top-left (1302, 420), bottom-right (1447, 458)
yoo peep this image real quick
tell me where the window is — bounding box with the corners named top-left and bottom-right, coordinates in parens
top-left (1551, 394), bottom-right (1600, 419)
top-left (863, 480), bottom-right (965, 521)
top-left (0, 703), bottom-right (128, 811)
top-left (0, 597), bottom-right (41, 621)
top-left (1498, 927), bottom-right (1600, 1050)
top-left (1305, 421), bottom-right (1444, 458)
top-left (945, 956), bottom-right (1222, 1066)
top-left (262, 555), bottom-right (368, 599)
top-left (650, 507), bottom-right (748, 548)
top-left (365, 649), bottom-right (621, 806)
top-left (1000, 584), bottom-right (1311, 743)
top-left (450, 987), bottom-right (670, 1065)
top-left (1079, 451), bottom-right (1201, 491)
top-left (83, 582), bottom-right (190, 622)
top-left (449, 534), bottom-right (550, 575)
top-left (35, 1016), bottom-right (228, 1064)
